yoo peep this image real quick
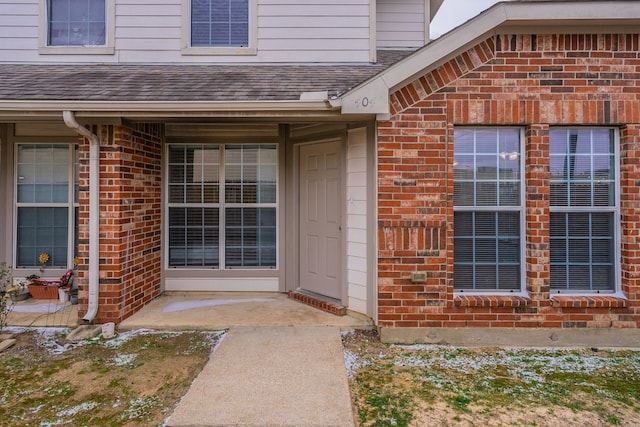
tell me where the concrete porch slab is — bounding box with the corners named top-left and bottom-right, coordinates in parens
top-left (119, 292), bottom-right (372, 331)
top-left (6, 299), bottom-right (78, 328)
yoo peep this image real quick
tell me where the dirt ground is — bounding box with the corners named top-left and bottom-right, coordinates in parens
top-left (342, 329), bottom-right (640, 427)
top-left (2, 328), bottom-right (639, 427)
top-left (0, 328), bottom-right (222, 426)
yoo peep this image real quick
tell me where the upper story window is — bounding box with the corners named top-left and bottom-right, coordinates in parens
top-left (39, 0), bottom-right (115, 54)
top-left (48, 0), bottom-right (106, 46)
top-left (182, 0), bottom-right (257, 55)
top-left (192, 0), bottom-right (248, 47)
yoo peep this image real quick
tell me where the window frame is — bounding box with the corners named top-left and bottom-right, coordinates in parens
top-left (549, 127), bottom-right (622, 295)
top-left (181, 0), bottom-right (258, 56)
top-left (453, 127), bottom-right (527, 296)
top-left (39, 0), bottom-right (115, 55)
top-left (13, 142), bottom-right (78, 270)
top-left (165, 143), bottom-right (278, 270)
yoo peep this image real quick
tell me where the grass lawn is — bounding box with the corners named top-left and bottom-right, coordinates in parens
top-left (343, 330), bottom-right (640, 427)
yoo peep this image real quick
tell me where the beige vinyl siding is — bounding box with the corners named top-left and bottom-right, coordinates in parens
top-left (377, 0), bottom-right (427, 49)
top-left (254, 0), bottom-right (371, 62)
top-left (346, 128), bottom-right (369, 314)
top-left (0, 0), bottom-right (373, 63)
top-left (0, 0), bottom-right (39, 62)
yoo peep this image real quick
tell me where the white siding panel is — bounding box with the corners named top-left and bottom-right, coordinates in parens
top-left (259, 27), bottom-right (368, 40)
top-left (0, 0), bottom-right (373, 64)
top-left (116, 3), bottom-right (181, 15)
top-left (117, 38), bottom-right (182, 50)
top-left (346, 128), bottom-right (369, 316)
top-left (0, 1), bottom-right (38, 62)
top-left (0, 1), bottom-right (38, 15)
top-left (0, 26), bottom-right (35, 38)
top-left (259, 38), bottom-right (370, 51)
top-left (117, 15), bottom-right (179, 27)
top-left (376, 0), bottom-right (426, 48)
top-left (117, 26), bottom-right (180, 39)
top-left (260, 15), bottom-right (367, 28)
top-left (260, 4), bottom-right (369, 16)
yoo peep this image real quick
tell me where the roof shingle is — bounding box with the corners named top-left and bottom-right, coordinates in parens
top-left (0, 51), bottom-right (411, 102)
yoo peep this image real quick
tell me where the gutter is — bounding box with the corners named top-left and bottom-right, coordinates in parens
top-left (62, 111), bottom-right (99, 323)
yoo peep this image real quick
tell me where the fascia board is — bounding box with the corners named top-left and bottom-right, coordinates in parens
top-left (0, 100), bottom-right (339, 115)
top-left (342, 1), bottom-right (640, 115)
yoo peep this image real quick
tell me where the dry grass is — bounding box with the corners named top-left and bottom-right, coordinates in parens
top-left (0, 328), bottom-right (223, 426)
top-left (343, 330), bottom-right (640, 427)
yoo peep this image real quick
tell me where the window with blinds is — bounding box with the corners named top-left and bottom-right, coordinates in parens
top-left (453, 128), bottom-right (523, 292)
top-left (16, 144), bottom-right (78, 267)
top-left (549, 128), bottom-right (617, 292)
top-left (191, 0), bottom-right (249, 47)
top-left (167, 144), bottom-right (277, 269)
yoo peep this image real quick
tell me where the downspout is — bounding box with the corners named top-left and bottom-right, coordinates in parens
top-left (63, 111), bottom-right (99, 323)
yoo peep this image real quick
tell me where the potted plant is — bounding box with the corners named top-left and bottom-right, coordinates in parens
top-left (7, 282), bottom-right (29, 302)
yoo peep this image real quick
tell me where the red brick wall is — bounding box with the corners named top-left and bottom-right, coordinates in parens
top-left (77, 123), bottom-right (162, 323)
top-left (378, 34), bottom-right (640, 329)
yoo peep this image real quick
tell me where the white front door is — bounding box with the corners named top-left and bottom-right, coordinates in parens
top-left (299, 140), bottom-right (342, 300)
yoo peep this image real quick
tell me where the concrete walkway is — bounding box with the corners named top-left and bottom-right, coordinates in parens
top-left (167, 326), bottom-right (355, 427)
top-left (119, 293), bottom-right (365, 427)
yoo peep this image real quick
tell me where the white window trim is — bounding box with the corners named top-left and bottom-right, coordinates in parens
top-left (453, 127), bottom-right (527, 297)
top-left (548, 127), bottom-right (622, 296)
top-left (181, 0), bottom-right (258, 56)
top-left (38, 0), bottom-right (115, 55)
top-left (165, 143), bottom-right (278, 271)
top-left (13, 142), bottom-right (78, 271)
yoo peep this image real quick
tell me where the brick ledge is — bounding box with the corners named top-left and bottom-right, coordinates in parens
top-left (288, 291), bottom-right (346, 316)
top-left (551, 295), bottom-right (627, 308)
top-left (454, 295), bottom-right (532, 307)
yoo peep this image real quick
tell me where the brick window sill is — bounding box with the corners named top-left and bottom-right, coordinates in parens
top-left (551, 295), bottom-right (627, 308)
top-left (454, 295), bottom-right (532, 307)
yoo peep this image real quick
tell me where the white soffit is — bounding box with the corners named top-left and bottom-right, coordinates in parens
top-left (342, 1), bottom-right (640, 115)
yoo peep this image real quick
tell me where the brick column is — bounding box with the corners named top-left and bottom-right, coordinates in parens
top-left (524, 124), bottom-right (550, 302)
top-left (77, 123), bottom-right (163, 324)
top-left (620, 124), bottom-right (640, 325)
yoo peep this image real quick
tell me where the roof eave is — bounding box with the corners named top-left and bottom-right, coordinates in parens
top-left (0, 99), bottom-right (344, 121)
top-left (342, 1), bottom-right (640, 115)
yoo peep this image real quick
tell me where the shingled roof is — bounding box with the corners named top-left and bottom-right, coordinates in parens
top-left (0, 51), bottom-right (411, 103)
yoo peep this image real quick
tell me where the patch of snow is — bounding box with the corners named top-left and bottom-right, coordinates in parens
top-left (161, 298), bottom-right (275, 313)
top-left (39, 420), bottom-right (64, 427)
top-left (103, 329), bottom-right (181, 348)
top-left (56, 401), bottom-right (98, 417)
top-left (111, 353), bottom-right (137, 366)
top-left (125, 396), bottom-right (159, 420)
top-left (12, 303), bottom-right (68, 313)
top-left (343, 349), bottom-right (373, 379)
